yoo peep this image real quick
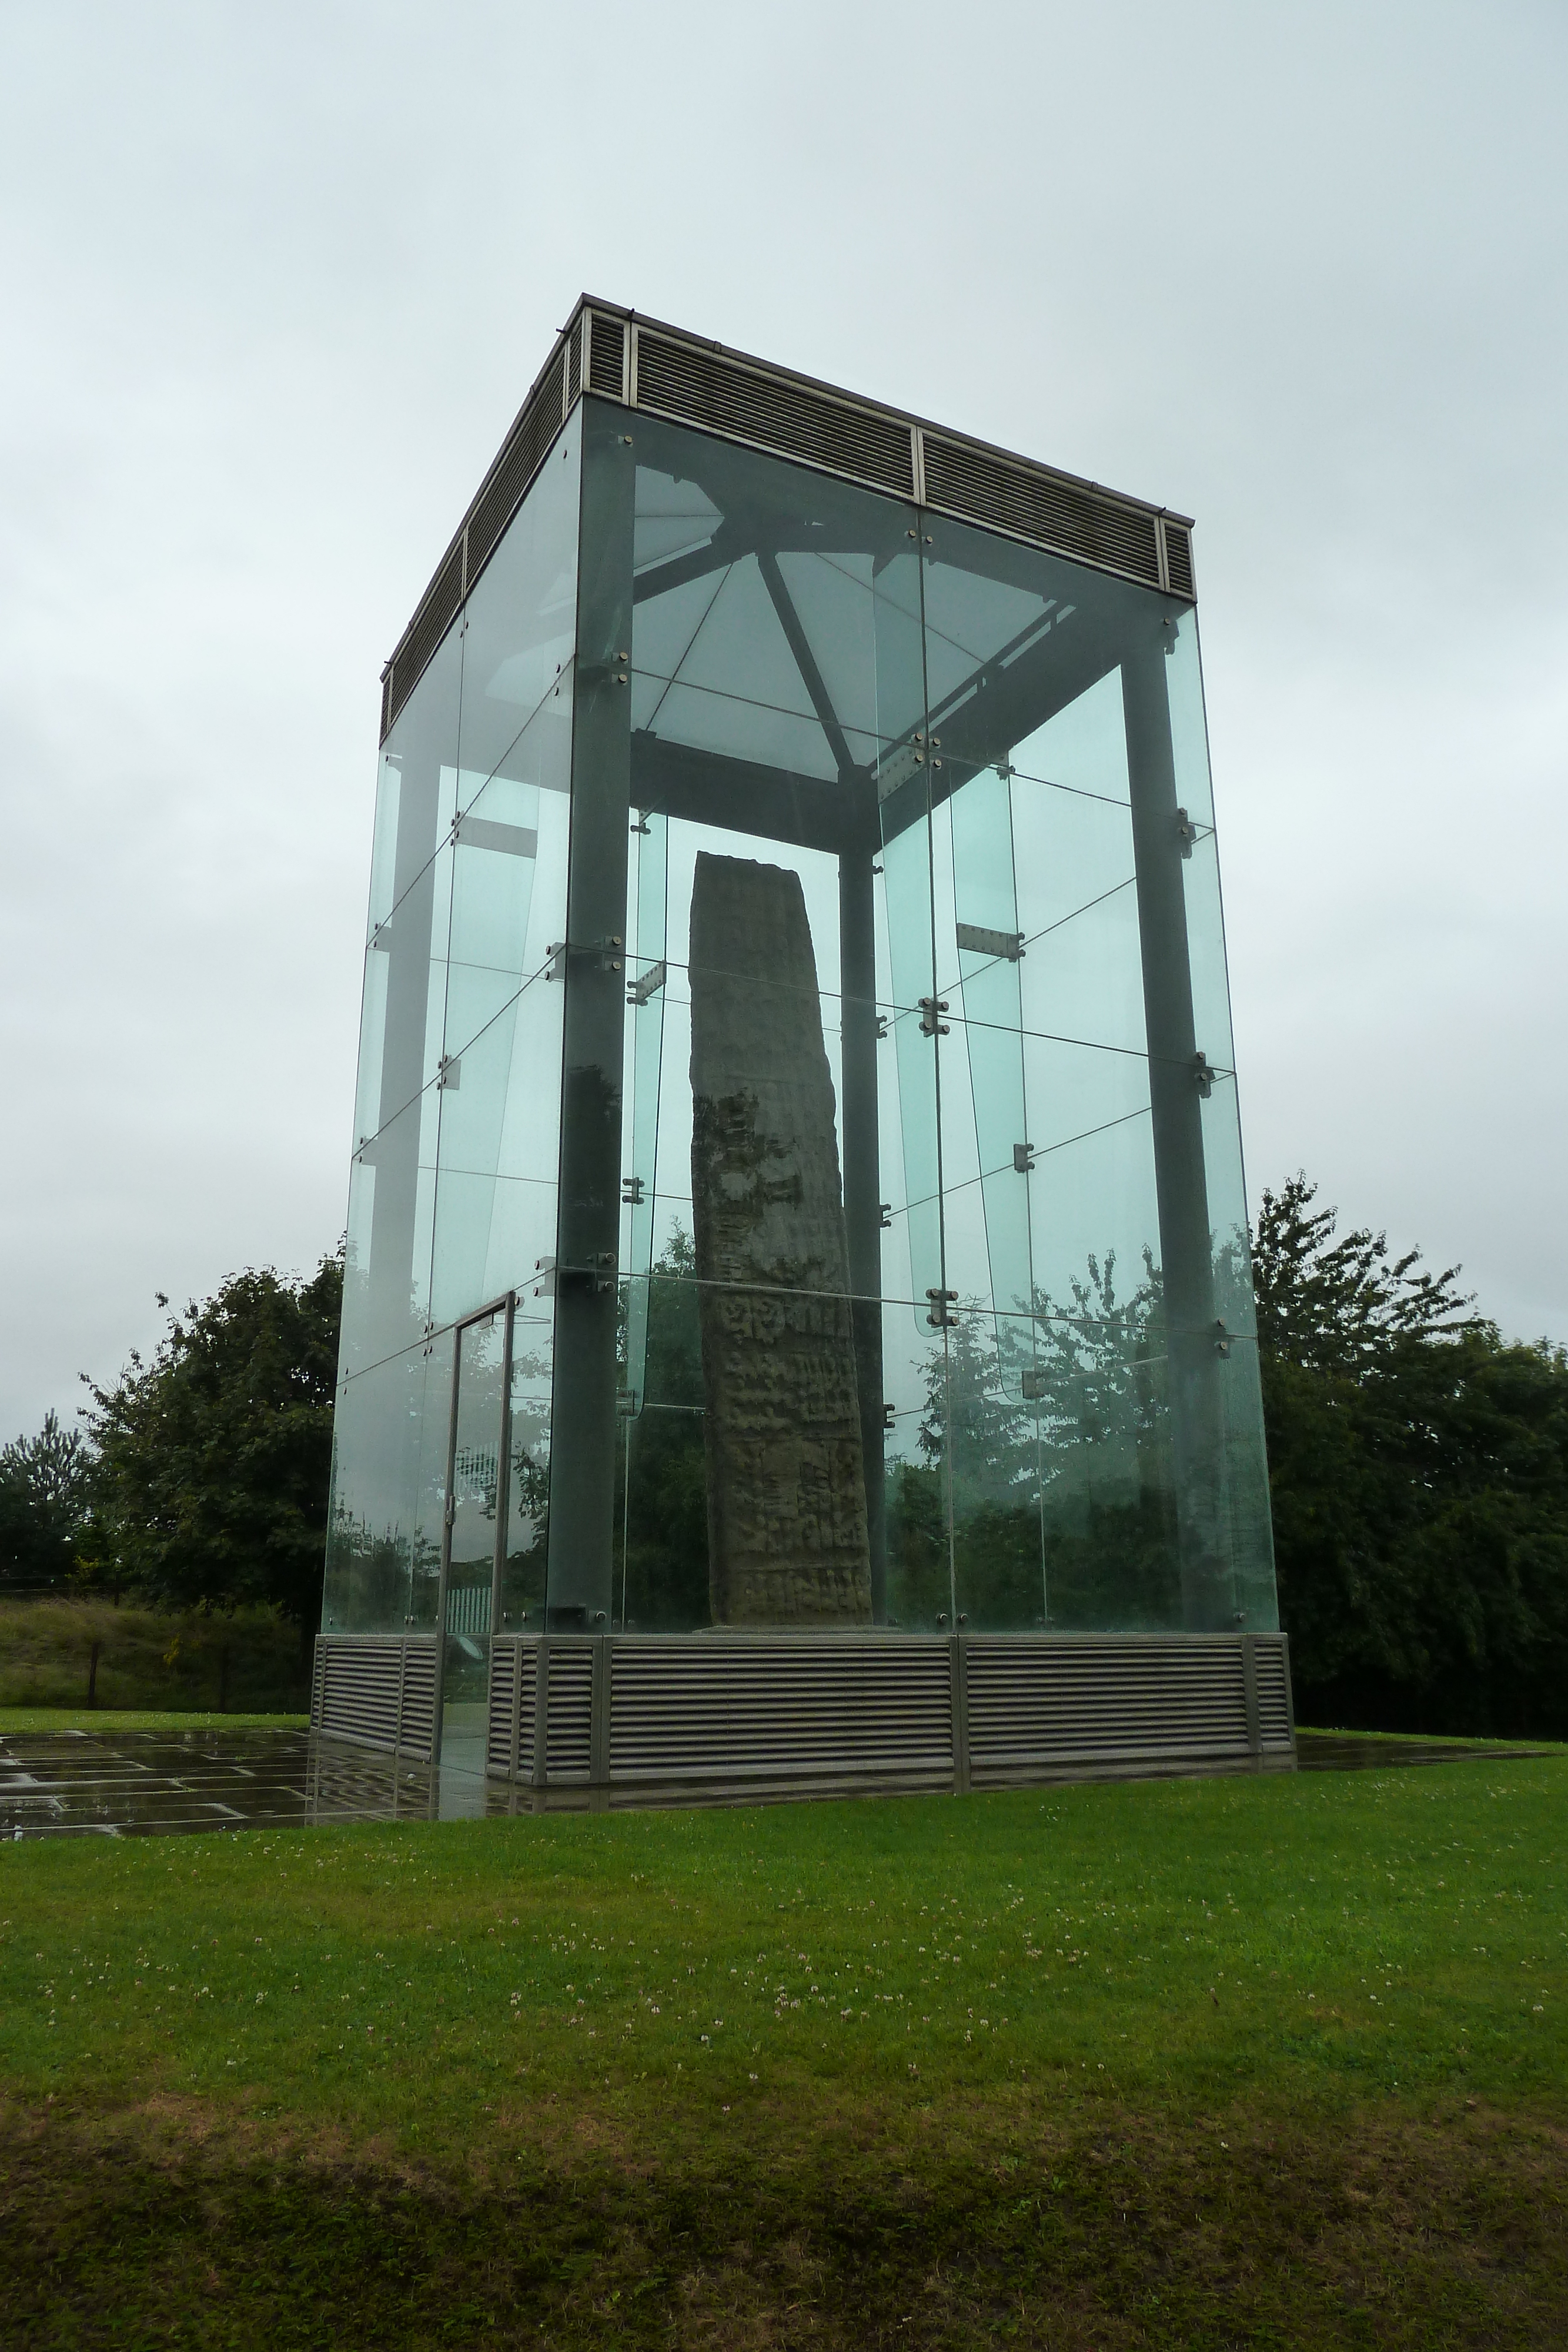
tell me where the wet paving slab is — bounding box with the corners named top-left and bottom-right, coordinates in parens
top-left (1, 1723), bottom-right (1555, 1841)
top-left (0, 1725), bottom-right (523, 1839)
top-left (1293, 1732), bottom-right (1552, 1772)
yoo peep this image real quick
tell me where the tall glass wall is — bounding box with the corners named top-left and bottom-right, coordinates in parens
top-left (323, 391), bottom-right (1278, 1675)
top-left (321, 420), bottom-right (581, 1674)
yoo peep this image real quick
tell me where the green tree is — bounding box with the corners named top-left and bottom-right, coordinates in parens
top-left (83, 1253), bottom-right (343, 1638)
top-left (1256, 1175), bottom-right (1568, 1737)
top-left (0, 1410), bottom-right (96, 1589)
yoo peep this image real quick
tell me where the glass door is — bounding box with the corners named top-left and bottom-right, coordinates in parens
top-left (434, 1297), bottom-right (512, 1775)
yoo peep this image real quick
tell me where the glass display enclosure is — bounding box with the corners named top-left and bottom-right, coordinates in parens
top-left (320, 308), bottom-right (1279, 1772)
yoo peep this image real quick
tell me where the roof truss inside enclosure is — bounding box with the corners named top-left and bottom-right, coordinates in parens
top-left (380, 297), bottom-right (1199, 780)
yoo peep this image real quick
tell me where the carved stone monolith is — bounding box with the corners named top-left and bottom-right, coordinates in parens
top-left (688, 853), bottom-right (872, 1625)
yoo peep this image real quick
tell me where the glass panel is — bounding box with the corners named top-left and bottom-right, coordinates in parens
top-left (429, 974), bottom-right (563, 1329)
top-left (921, 510), bottom-right (1276, 1633)
top-left (502, 1284), bottom-right (553, 1631)
top-left (618, 1262), bottom-right (709, 1632)
top-left (1017, 1296), bottom-right (1182, 1633)
top-left (327, 432), bottom-right (581, 1662)
top-left (322, 1332), bottom-right (453, 1636)
top-left (1181, 827), bottom-right (1236, 1076)
top-left (367, 627), bottom-right (463, 947)
top-left (944, 1307), bottom-right (1045, 1634)
top-left (439, 1308), bottom-right (507, 1770)
top-left (339, 1082), bottom-right (439, 1381)
top-left (1217, 1335), bottom-right (1278, 1629)
top-left (1164, 610), bottom-right (1215, 828)
top-left (456, 425), bottom-right (580, 794)
top-left (621, 808), bottom-right (668, 1421)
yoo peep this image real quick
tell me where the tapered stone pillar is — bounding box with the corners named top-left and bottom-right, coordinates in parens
top-left (688, 853), bottom-right (872, 1625)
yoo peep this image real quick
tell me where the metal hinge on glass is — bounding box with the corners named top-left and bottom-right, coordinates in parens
top-left (627, 958), bottom-right (666, 1005)
top-left (919, 997), bottom-right (950, 1037)
top-left (1193, 1050), bottom-right (1214, 1098)
top-left (621, 1175), bottom-right (645, 1205)
top-left (437, 1054), bottom-right (461, 1091)
top-left (956, 922), bottom-right (1024, 963)
top-left (1013, 1142), bottom-right (1037, 1174)
top-left (925, 1287), bottom-right (958, 1329)
top-left (1213, 1319), bottom-right (1232, 1359)
top-left (1176, 807), bottom-right (1198, 858)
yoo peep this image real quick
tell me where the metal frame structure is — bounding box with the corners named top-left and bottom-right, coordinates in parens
top-left (379, 297), bottom-right (1198, 744)
top-left (314, 299), bottom-right (1292, 1803)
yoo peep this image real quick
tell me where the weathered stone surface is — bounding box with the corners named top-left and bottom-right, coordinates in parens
top-left (688, 853), bottom-right (872, 1626)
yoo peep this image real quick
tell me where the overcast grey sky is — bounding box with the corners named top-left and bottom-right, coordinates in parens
top-left (2, 0), bottom-right (1564, 1439)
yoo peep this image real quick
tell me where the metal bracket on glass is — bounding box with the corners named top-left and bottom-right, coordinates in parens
top-left (874, 1013), bottom-right (890, 1040)
top-left (925, 1287), bottom-right (958, 1329)
top-left (1021, 1367), bottom-right (1045, 1402)
top-left (1175, 807), bottom-right (1198, 858)
top-left (621, 1175), bottom-right (645, 1205)
top-left (559, 1251), bottom-right (618, 1295)
top-left (630, 811), bottom-right (651, 835)
top-left (879, 1202), bottom-right (893, 1229)
top-left (919, 997), bottom-right (950, 1037)
top-left (883, 1402), bottom-right (896, 1429)
top-left (617, 1389), bottom-right (640, 1417)
top-left (956, 921), bottom-right (1024, 963)
top-left (532, 1255), bottom-right (556, 1298)
top-left (1193, 1050), bottom-right (1214, 1098)
top-left (996, 761), bottom-right (1016, 780)
top-left (627, 959), bottom-right (666, 1005)
top-left (369, 921), bottom-right (390, 952)
top-left (547, 936), bottom-right (624, 976)
top-left (1013, 1142), bottom-right (1036, 1174)
top-left (437, 1054), bottom-right (461, 1091)
top-left (1213, 1320), bottom-right (1232, 1359)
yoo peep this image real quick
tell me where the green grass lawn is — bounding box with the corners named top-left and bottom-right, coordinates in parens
top-left (5, 1759), bottom-right (1567, 2347)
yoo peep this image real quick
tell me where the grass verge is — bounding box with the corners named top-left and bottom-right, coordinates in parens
top-left (4, 1758), bottom-right (1566, 2345)
top-left (0, 1598), bottom-right (310, 1715)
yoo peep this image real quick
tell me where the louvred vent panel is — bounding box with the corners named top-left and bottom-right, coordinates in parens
top-left (386, 541), bottom-right (463, 731)
top-left (465, 346), bottom-right (567, 585)
top-left (923, 437), bottom-right (1162, 587)
top-left (1164, 520), bottom-right (1195, 600)
top-left (587, 315), bottom-right (626, 397)
top-left (636, 332), bottom-right (917, 499)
